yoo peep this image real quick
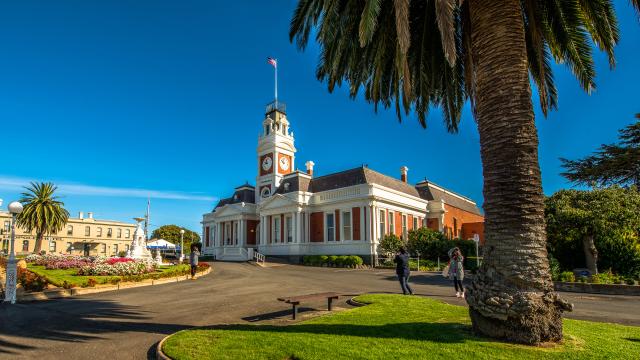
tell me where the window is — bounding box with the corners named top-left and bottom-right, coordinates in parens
top-left (113, 244), bottom-right (118, 255)
top-left (285, 216), bottom-right (293, 242)
top-left (402, 215), bottom-right (408, 239)
top-left (342, 211), bottom-right (352, 241)
top-left (107, 228), bottom-right (113, 237)
top-left (453, 218), bottom-right (458, 238)
top-left (2, 239), bottom-right (9, 251)
top-left (22, 240), bottom-right (29, 252)
top-left (117, 228), bottom-right (122, 238)
top-left (49, 241), bottom-right (56, 252)
top-left (125, 244), bottom-right (130, 252)
top-left (85, 226), bottom-right (90, 236)
top-left (388, 212), bottom-right (395, 235)
top-left (101, 243), bottom-right (107, 254)
top-left (326, 213), bottom-right (335, 241)
top-left (97, 227), bottom-right (102, 237)
top-left (125, 229), bottom-right (130, 238)
top-left (234, 222), bottom-right (239, 244)
top-left (66, 242), bottom-right (73, 253)
top-left (413, 217), bottom-right (418, 230)
top-left (273, 217), bottom-right (281, 243)
top-left (67, 225), bottom-right (73, 235)
top-left (225, 223), bottom-right (231, 245)
top-left (265, 125), bottom-right (270, 135)
top-left (4, 220), bottom-right (11, 233)
top-left (379, 210), bottom-right (386, 238)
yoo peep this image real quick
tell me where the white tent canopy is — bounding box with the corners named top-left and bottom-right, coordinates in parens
top-left (147, 239), bottom-right (176, 249)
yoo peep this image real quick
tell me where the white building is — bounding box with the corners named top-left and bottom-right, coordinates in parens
top-left (202, 101), bottom-right (484, 263)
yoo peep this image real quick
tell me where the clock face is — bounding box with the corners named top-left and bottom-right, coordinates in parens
top-left (261, 156), bottom-right (273, 171)
top-left (279, 156), bottom-right (290, 171)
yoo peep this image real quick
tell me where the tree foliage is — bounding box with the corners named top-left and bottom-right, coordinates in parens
top-left (289, 0), bottom-right (632, 127)
top-left (406, 227), bottom-right (476, 266)
top-left (545, 187), bottom-right (640, 277)
top-left (377, 234), bottom-right (404, 257)
top-left (151, 225), bottom-right (201, 252)
top-left (561, 114), bottom-right (640, 188)
top-left (17, 182), bottom-right (69, 253)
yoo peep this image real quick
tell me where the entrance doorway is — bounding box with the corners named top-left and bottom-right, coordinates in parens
top-left (83, 243), bottom-right (90, 256)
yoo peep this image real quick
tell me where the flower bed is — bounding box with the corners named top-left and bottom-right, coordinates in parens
top-left (302, 255), bottom-right (364, 268)
top-left (25, 254), bottom-right (155, 276)
top-left (78, 259), bottom-right (155, 276)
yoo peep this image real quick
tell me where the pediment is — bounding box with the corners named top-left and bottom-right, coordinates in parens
top-left (259, 194), bottom-right (299, 210)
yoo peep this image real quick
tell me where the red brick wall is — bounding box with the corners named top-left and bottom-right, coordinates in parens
top-left (310, 212), bottom-right (324, 242)
top-left (205, 226), bottom-right (210, 247)
top-left (352, 207), bottom-right (361, 240)
top-left (443, 204), bottom-right (484, 239)
top-left (427, 218), bottom-right (439, 231)
top-left (407, 214), bottom-right (413, 231)
top-left (395, 212), bottom-right (402, 237)
top-left (247, 220), bottom-right (258, 245)
top-left (462, 222), bottom-right (485, 244)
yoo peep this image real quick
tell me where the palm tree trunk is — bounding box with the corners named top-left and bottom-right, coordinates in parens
top-left (582, 234), bottom-right (598, 275)
top-left (465, 0), bottom-right (572, 344)
top-left (33, 232), bottom-right (44, 254)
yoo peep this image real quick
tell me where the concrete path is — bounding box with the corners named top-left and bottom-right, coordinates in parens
top-left (0, 262), bottom-right (638, 360)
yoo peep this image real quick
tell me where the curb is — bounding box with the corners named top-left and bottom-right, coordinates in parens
top-left (17, 267), bottom-right (212, 302)
top-left (347, 296), bottom-right (367, 307)
top-left (156, 334), bottom-right (173, 360)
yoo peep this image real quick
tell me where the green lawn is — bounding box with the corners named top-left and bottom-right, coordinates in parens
top-left (162, 294), bottom-right (640, 360)
top-left (28, 264), bottom-right (191, 287)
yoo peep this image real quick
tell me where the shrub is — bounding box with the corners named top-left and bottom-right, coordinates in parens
top-left (87, 278), bottom-right (97, 287)
top-left (17, 267), bottom-right (48, 292)
top-left (559, 271), bottom-right (576, 282)
top-left (118, 251), bottom-right (127, 258)
top-left (328, 256), bottom-right (338, 266)
top-left (625, 278), bottom-right (636, 286)
top-left (549, 255), bottom-right (561, 281)
top-left (378, 234), bottom-right (404, 257)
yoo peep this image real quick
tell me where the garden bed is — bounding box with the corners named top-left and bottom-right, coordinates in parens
top-left (161, 294), bottom-right (640, 360)
top-left (554, 281), bottom-right (640, 296)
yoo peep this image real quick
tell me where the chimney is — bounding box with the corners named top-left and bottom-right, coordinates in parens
top-left (400, 166), bottom-right (409, 183)
top-left (78, 211), bottom-right (84, 219)
top-left (305, 161), bottom-right (315, 176)
top-left (88, 212), bottom-right (93, 219)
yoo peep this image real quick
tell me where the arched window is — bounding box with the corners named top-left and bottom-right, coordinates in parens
top-left (67, 225), bottom-right (73, 235)
top-left (22, 240), bottom-right (29, 252)
top-left (265, 125), bottom-right (270, 135)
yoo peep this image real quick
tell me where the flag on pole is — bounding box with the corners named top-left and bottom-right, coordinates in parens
top-left (267, 57), bottom-right (277, 68)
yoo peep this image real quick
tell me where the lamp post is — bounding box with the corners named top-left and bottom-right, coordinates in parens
top-left (473, 234), bottom-right (481, 268)
top-left (4, 201), bottom-right (24, 304)
top-left (179, 229), bottom-right (185, 262)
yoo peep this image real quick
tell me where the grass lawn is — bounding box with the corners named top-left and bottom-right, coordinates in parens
top-left (27, 264), bottom-right (191, 287)
top-left (162, 294), bottom-right (640, 360)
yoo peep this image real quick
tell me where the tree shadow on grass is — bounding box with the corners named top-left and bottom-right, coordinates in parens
top-left (200, 321), bottom-right (475, 343)
top-left (0, 298), bottom-right (189, 355)
top-left (626, 338), bottom-right (640, 343)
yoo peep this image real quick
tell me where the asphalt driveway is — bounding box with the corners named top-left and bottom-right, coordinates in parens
top-left (0, 262), bottom-right (638, 360)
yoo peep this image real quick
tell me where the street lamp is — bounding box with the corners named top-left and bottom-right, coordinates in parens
top-left (179, 229), bottom-right (185, 262)
top-left (4, 201), bottom-right (23, 304)
top-left (473, 234), bottom-right (481, 268)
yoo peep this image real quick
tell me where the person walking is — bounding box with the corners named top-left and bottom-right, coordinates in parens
top-left (394, 247), bottom-right (413, 295)
top-left (189, 244), bottom-right (200, 280)
top-left (448, 247), bottom-right (465, 298)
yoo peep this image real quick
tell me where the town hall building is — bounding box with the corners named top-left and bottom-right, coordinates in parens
top-left (201, 101), bottom-right (484, 263)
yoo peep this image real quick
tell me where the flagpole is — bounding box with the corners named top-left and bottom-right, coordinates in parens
top-left (275, 59), bottom-right (278, 105)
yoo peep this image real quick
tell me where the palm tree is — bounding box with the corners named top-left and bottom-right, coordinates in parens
top-left (17, 182), bottom-right (69, 254)
top-left (289, 0), bottom-right (639, 344)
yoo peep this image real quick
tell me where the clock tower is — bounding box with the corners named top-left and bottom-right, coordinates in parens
top-left (256, 101), bottom-right (296, 203)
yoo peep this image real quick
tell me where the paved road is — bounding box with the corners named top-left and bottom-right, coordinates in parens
top-left (1, 262), bottom-right (639, 359)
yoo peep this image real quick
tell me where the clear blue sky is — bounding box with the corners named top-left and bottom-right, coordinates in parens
top-left (0, 1), bottom-right (638, 234)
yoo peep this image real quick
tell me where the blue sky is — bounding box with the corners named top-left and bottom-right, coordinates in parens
top-left (0, 1), bottom-right (638, 234)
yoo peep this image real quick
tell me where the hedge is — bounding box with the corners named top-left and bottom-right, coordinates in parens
top-left (303, 255), bottom-right (363, 267)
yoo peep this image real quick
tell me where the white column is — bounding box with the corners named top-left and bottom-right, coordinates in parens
top-left (296, 211), bottom-right (303, 243)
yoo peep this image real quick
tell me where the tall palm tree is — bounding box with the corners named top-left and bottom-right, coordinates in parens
top-left (290, 0), bottom-right (639, 344)
top-left (17, 182), bottom-right (69, 254)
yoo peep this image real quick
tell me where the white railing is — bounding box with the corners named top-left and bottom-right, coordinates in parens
top-left (254, 251), bottom-right (266, 265)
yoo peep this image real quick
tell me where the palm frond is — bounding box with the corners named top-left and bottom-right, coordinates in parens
top-left (435, 0), bottom-right (457, 66)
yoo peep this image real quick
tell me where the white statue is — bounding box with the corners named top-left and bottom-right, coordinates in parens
top-left (127, 217), bottom-right (153, 260)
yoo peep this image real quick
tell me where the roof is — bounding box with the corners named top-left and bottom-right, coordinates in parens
top-left (276, 166), bottom-right (421, 198)
top-left (416, 180), bottom-right (483, 216)
top-left (214, 185), bottom-right (256, 209)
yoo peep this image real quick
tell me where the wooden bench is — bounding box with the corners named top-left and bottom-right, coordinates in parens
top-left (277, 292), bottom-right (340, 320)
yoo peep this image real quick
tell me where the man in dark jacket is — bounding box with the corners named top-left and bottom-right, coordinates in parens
top-left (393, 247), bottom-right (413, 295)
